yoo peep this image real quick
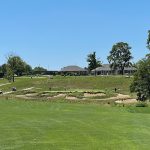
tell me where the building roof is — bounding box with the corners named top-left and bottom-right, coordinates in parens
top-left (61, 65), bottom-right (87, 72)
top-left (124, 67), bottom-right (137, 71)
top-left (92, 64), bottom-right (137, 72)
top-left (92, 64), bottom-right (111, 71)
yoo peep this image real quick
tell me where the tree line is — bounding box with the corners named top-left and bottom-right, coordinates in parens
top-left (87, 30), bottom-right (150, 102)
top-left (1, 30), bottom-right (150, 102)
top-left (87, 42), bottom-right (133, 75)
top-left (1, 40), bottom-right (133, 81)
top-left (0, 55), bottom-right (47, 82)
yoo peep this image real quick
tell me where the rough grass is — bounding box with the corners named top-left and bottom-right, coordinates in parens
top-left (0, 77), bottom-right (47, 92)
top-left (48, 76), bottom-right (133, 94)
top-left (0, 75), bottom-right (133, 94)
top-left (0, 99), bottom-right (150, 149)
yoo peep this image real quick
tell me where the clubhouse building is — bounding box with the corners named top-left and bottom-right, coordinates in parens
top-left (91, 64), bottom-right (137, 75)
top-left (60, 65), bottom-right (88, 76)
top-left (29, 64), bottom-right (136, 76)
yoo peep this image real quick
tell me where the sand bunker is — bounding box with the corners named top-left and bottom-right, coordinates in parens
top-left (47, 94), bottom-right (66, 99)
top-left (53, 94), bottom-right (66, 98)
top-left (16, 95), bottom-right (35, 99)
top-left (106, 94), bottom-right (131, 100)
top-left (116, 94), bottom-right (131, 99)
top-left (84, 93), bottom-right (106, 97)
top-left (66, 96), bottom-right (78, 100)
top-left (115, 99), bottom-right (137, 104)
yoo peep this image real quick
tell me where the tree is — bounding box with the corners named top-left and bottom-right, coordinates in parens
top-left (107, 42), bottom-right (133, 75)
top-left (130, 30), bottom-right (150, 101)
top-left (5, 65), bottom-right (13, 82)
top-left (24, 64), bottom-right (32, 75)
top-left (7, 55), bottom-right (26, 82)
top-left (130, 58), bottom-right (150, 101)
top-left (87, 52), bottom-right (102, 71)
top-left (1, 64), bottom-right (7, 75)
top-left (147, 30), bottom-right (150, 50)
top-left (33, 66), bottom-right (47, 74)
top-left (0, 64), bottom-right (7, 78)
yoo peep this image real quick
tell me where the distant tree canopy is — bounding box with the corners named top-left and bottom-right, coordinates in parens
top-left (107, 42), bottom-right (133, 75)
top-left (0, 54), bottom-right (50, 81)
top-left (147, 30), bottom-right (150, 50)
top-left (87, 51), bottom-right (102, 71)
top-left (0, 64), bottom-right (7, 75)
top-left (24, 64), bottom-right (32, 75)
top-left (7, 55), bottom-right (25, 75)
top-left (33, 66), bottom-right (47, 74)
top-left (6, 55), bottom-right (32, 82)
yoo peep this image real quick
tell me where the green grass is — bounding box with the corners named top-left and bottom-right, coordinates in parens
top-left (0, 75), bottom-right (133, 95)
top-left (0, 77), bottom-right (48, 92)
top-left (0, 76), bottom-right (148, 149)
top-left (0, 99), bottom-right (150, 149)
top-left (0, 78), bottom-right (9, 84)
top-left (48, 76), bottom-right (133, 94)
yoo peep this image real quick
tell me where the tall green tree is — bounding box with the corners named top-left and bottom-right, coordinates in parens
top-left (24, 64), bottom-right (33, 75)
top-left (107, 42), bottom-right (133, 75)
top-left (130, 30), bottom-right (150, 101)
top-left (130, 58), bottom-right (150, 101)
top-left (33, 66), bottom-right (47, 74)
top-left (147, 30), bottom-right (150, 50)
top-left (5, 65), bottom-right (13, 82)
top-left (87, 52), bottom-right (102, 71)
top-left (7, 55), bottom-right (26, 82)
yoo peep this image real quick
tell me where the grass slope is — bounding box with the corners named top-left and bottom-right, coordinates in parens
top-left (0, 76), bottom-right (133, 94)
top-left (0, 100), bottom-right (150, 150)
top-left (48, 76), bottom-right (133, 93)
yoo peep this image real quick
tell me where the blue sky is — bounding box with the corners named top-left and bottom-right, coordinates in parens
top-left (0, 0), bottom-right (150, 70)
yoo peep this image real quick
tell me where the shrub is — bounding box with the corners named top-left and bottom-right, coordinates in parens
top-left (136, 102), bottom-right (148, 107)
top-left (130, 58), bottom-right (150, 101)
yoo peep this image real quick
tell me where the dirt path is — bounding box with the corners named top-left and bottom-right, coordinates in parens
top-left (3, 91), bottom-right (13, 95)
top-left (0, 83), bottom-right (11, 87)
top-left (3, 87), bottom-right (35, 95)
top-left (22, 87), bottom-right (34, 91)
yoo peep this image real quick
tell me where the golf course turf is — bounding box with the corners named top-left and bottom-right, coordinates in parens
top-left (0, 76), bottom-right (149, 149)
top-left (0, 99), bottom-right (150, 150)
